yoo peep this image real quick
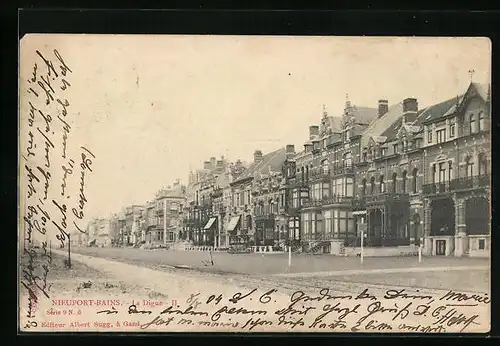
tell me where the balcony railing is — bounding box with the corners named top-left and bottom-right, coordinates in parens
top-left (302, 195), bottom-right (353, 208)
top-left (364, 191), bottom-right (409, 204)
top-left (449, 175), bottom-right (490, 191)
top-left (302, 232), bottom-right (335, 242)
top-left (423, 174), bottom-right (490, 195)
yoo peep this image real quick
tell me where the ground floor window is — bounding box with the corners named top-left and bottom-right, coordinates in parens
top-left (478, 239), bottom-right (486, 250)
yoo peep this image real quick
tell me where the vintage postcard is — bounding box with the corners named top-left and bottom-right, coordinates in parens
top-left (18, 35), bottom-right (491, 333)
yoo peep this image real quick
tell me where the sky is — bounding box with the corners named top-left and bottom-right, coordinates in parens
top-left (19, 35), bottom-right (491, 225)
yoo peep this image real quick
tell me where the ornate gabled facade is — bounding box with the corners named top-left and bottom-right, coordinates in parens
top-left (227, 148), bottom-right (286, 249)
top-left (420, 82), bottom-right (491, 257)
top-left (352, 82), bottom-right (490, 257)
top-left (285, 101), bottom-right (378, 254)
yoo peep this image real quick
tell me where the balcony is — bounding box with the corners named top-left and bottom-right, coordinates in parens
top-left (255, 213), bottom-right (275, 221)
top-left (332, 165), bottom-right (355, 176)
top-left (423, 175), bottom-right (490, 195)
top-left (364, 191), bottom-right (409, 204)
top-left (352, 198), bottom-right (366, 211)
top-left (449, 175), bottom-right (490, 191)
top-left (422, 182), bottom-right (450, 195)
top-left (302, 195), bottom-right (353, 209)
top-left (309, 170), bottom-right (332, 182)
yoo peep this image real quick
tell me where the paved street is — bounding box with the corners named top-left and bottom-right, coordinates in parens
top-left (68, 246), bottom-right (490, 293)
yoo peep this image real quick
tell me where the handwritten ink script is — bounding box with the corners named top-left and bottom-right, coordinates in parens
top-left (19, 46), bottom-right (97, 331)
top-left (22, 285), bottom-right (490, 333)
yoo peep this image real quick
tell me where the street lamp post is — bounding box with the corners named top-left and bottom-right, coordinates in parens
top-left (360, 216), bottom-right (366, 264)
top-left (419, 237), bottom-right (423, 263)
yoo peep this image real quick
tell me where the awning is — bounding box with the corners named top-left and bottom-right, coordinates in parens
top-left (203, 217), bottom-right (217, 230)
top-left (227, 216), bottom-right (241, 232)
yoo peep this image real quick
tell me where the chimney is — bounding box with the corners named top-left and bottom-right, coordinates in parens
top-left (285, 144), bottom-right (295, 159)
top-left (210, 157), bottom-right (216, 169)
top-left (254, 150), bottom-right (263, 163)
top-left (203, 161), bottom-right (211, 170)
top-left (216, 160), bottom-right (224, 168)
top-left (403, 98), bottom-right (418, 113)
top-left (378, 100), bottom-right (389, 118)
top-left (309, 125), bottom-right (319, 139)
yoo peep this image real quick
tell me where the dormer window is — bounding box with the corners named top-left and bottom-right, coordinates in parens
top-left (362, 151), bottom-right (367, 162)
top-left (381, 148), bottom-right (386, 157)
top-left (393, 143), bottom-right (398, 154)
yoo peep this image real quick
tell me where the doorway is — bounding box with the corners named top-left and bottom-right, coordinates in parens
top-left (436, 240), bottom-right (446, 256)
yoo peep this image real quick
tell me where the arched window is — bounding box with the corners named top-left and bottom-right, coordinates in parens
top-left (370, 177), bottom-right (376, 194)
top-left (392, 173), bottom-right (397, 193)
top-left (301, 166), bottom-right (305, 182)
top-left (402, 171), bottom-right (407, 193)
top-left (321, 159), bottom-right (329, 174)
top-left (478, 153), bottom-right (488, 176)
top-left (361, 178), bottom-right (367, 196)
top-left (470, 114), bottom-right (477, 134)
top-left (465, 156), bottom-right (474, 178)
top-left (379, 175), bottom-right (385, 193)
top-left (412, 168), bottom-right (418, 193)
top-left (306, 166), bottom-right (309, 181)
top-left (479, 111), bottom-right (485, 132)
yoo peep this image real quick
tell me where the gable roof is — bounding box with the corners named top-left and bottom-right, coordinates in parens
top-left (233, 148), bottom-right (286, 183)
top-left (361, 103), bottom-right (402, 148)
top-left (416, 96), bottom-right (459, 125)
top-left (349, 106), bottom-right (379, 125)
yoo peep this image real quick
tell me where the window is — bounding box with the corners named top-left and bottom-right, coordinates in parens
top-left (361, 178), bottom-right (367, 196)
top-left (393, 144), bottom-right (398, 154)
top-left (403, 140), bottom-right (408, 152)
top-left (427, 131), bottom-right (433, 143)
top-left (448, 161), bottom-right (453, 181)
top-left (438, 163), bottom-right (446, 183)
top-left (412, 168), bottom-right (418, 193)
top-left (450, 124), bottom-right (456, 138)
top-left (370, 177), bottom-right (376, 194)
top-left (379, 175), bottom-right (386, 193)
top-left (432, 164), bottom-right (437, 183)
top-left (470, 114), bottom-right (477, 134)
top-left (345, 178), bottom-right (354, 197)
top-left (392, 173), bottom-right (397, 193)
top-left (321, 159), bottom-right (329, 174)
top-left (306, 166), bottom-right (309, 181)
top-left (402, 171), bottom-right (407, 193)
top-left (302, 213), bottom-right (311, 237)
top-left (292, 190), bottom-right (299, 208)
top-left (324, 210), bottom-right (333, 236)
top-left (479, 239), bottom-right (485, 250)
top-left (344, 152), bottom-right (352, 167)
top-left (381, 148), bottom-right (387, 156)
top-left (313, 183), bottom-right (321, 201)
top-left (466, 157), bottom-right (474, 178)
top-left (322, 183), bottom-right (331, 199)
top-left (479, 111), bottom-right (485, 132)
top-left (478, 153), bottom-right (488, 175)
top-left (362, 152), bottom-right (367, 162)
top-left (436, 129), bottom-right (446, 143)
top-left (301, 167), bottom-right (305, 182)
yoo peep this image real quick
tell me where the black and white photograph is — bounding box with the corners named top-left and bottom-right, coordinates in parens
top-left (18, 35), bottom-right (491, 333)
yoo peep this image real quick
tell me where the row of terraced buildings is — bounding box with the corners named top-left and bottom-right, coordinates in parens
top-left (182, 82), bottom-right (491, 257)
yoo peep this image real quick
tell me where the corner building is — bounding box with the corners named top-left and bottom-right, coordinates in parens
top-left (353, 82), bottom-right (490, 257)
